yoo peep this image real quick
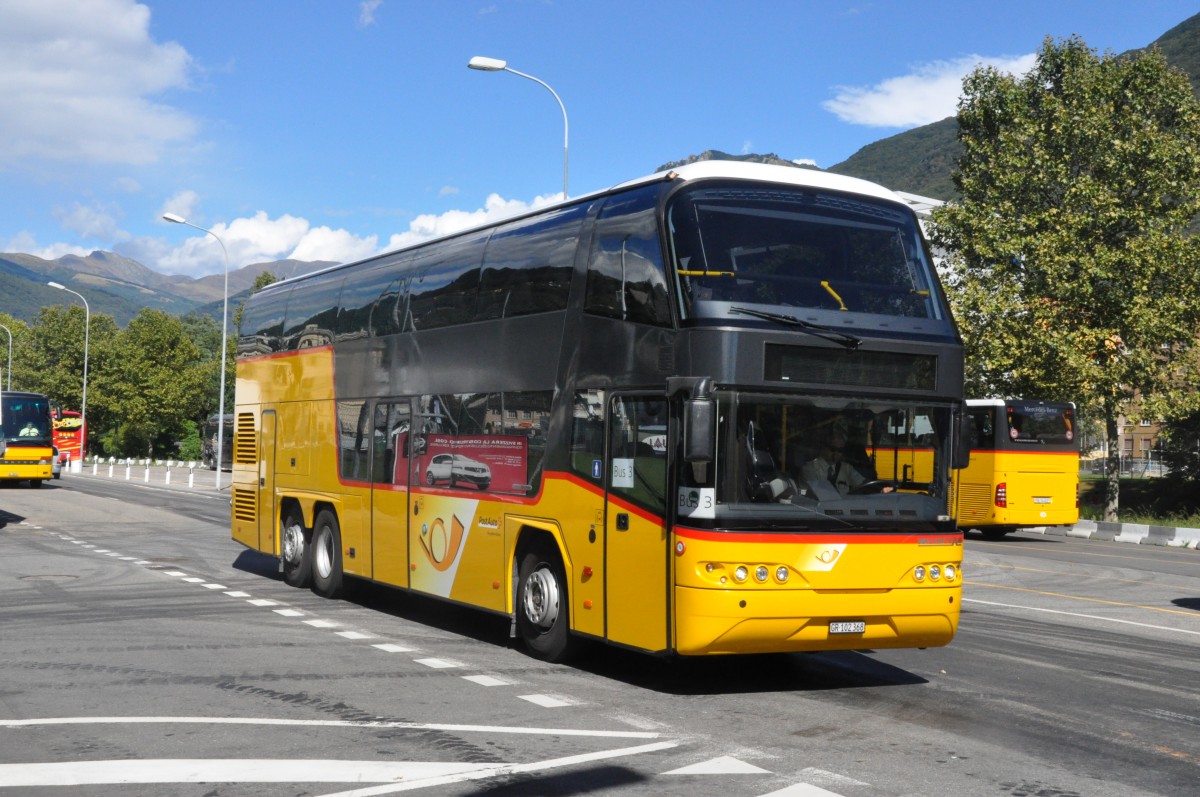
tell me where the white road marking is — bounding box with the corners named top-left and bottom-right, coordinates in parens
top-left (0, 759), bottom-right (493, 786)
top-left (797, 767), bottom-right (869, 787)
top-left (518, 694), bottom-right (575, 708)
top-left (247, 599), bottom-right (279, 607)
top-left (336, 631), bottom-right (375, 640)
top-left (202, 583), bottom-right (227, 590)
top-left (664, 755), bottom-right (770, 775)
top-left (414, 658), bottom-right (462, 669)
top-left (181, 577), bottom-right (204, 584)
top-left (756, 784), bottom-right (848, 797)
top-left (964, 598), bottom-right (1200, 637)
top-left (0, 716), bottom-right (663, 738)
top-left (373, 643), bottom-right (415, 653)
top-left (461, 675), bottom-right (510, 687)
top-left (303, 619), bottom-right (340, 629)
top-left (274, 608), bottom-right (305, 617)
top-left (224, 591), bottom-right (250, 598)
top-left (164, 571), bottom-right (187, 577)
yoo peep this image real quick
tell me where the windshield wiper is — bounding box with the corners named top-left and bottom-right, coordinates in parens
top-left (729, 306), bottom-right (862, 350)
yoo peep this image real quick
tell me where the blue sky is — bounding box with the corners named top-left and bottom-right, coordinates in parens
top-left (2, 0), bottom-right (1197, 279)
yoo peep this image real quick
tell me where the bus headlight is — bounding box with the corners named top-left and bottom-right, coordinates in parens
top-left (755, 566), bottom-right (769, 582)
top-left (734, 566), bottom-right (748, 583)
top-left (776, 566), bottom-right (790, 583)
top-left (930, 565), bottom-right (941, 581)
top-left (944, 564), bottom-right (957, 581)
top-left (914, 565), bottom-right (926, 582)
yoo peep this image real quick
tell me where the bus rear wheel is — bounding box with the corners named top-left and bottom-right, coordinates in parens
top-left (979, 526), bottom-right (1014, 539)
top-left (516, 541), bottom-right (577, 662)
top-left (311, 509), bottom-right (344, 599)
top-left (281, 509), bottom-right (312, 588)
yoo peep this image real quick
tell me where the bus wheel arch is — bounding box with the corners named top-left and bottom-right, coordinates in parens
top-left (311, 504), bottom-right (344, 599)
top-left (280, 500), bottom-right (312, 588)
top-left (514, 530), bottom-right (578, 662)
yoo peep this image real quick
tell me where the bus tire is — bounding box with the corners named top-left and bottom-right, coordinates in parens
top-left (281, 509), bottom-right (312, 588)
top-left (29, 479), bottom-right (43, 489)
top-left (311, 509), bottom-right (344, 599)
top-left (515, 541), bottom-right (577, 662)
top-left (979, 526), bottom-right (1013, 539)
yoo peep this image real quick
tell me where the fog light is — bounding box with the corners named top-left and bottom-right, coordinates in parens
top-left (755, 566), bottom-right (768, 582)
top-left (734, 566), bottom-right (748, 582)
top-left (944, 564), bottom-right (957, 581)
top-left (914, 565), bottom-right (926, 582)
top-left (776, 566), bottom-right (789, 583)
top-left (930, 564), bottom-right (941, 581)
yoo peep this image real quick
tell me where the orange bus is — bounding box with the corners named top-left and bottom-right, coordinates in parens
top-left (231, 162), bottom-right (968, 661)
top-left (1, 391), bottom-right (57, 487)
top-left (955, 399), bottom-right (1079, 538)
top-left (52, 409), bottom-right (84, 469)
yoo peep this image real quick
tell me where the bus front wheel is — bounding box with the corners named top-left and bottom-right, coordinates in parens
top-left (516, 542), bottom-right (577, 662)
top-left (311, 509), bottom-right (344, 599)
top-left (281, 510), bottom-right (312, 588)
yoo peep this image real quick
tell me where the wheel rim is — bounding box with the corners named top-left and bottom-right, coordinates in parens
top-left (281, 520), bottom-right (304, 565)
top-left (522, 564), bottom-right (560, 630)
top-left (314, 528), bottom-right (334, 580)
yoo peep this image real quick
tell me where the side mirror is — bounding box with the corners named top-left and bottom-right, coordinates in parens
top-left (953, 412), bottom-right (972, 470)
top-left (684, 397), bottom-right (715, 463)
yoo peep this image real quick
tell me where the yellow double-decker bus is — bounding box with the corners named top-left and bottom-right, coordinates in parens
top-left (1, 391), bottom-right (57, 487)
top-left (231, 162), bottom-right (969, 661)
top-left (955, 399), bottom-right (1080, 539)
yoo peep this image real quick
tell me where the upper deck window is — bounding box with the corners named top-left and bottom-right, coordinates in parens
top-left (668, 183), bottom-right (949, 330)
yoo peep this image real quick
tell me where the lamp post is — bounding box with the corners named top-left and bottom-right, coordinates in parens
top-left (47, 282), bottom-right (89, 472)
top-left (0, 322), bottom-right (11, 390)
top-left (163, 213), bottom-right (231, 490)
top-left (468, 56), bottom-right (569, 198)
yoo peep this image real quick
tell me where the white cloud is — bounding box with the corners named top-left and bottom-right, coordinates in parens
top-left (381, 192), bottom-right (558, 251)
top-left (823, 54), bottom-right (1037, 128)
top-left (0, 0), bottom-right (196, 166)
top-left (4, 230), bottom-right (91, 260)
top-left (114, 176), bottom-right (142, 194)
top-left (358, 0), bottom-right (382, 27)
top-left (792, 158), bottom-right (818, 168)
top-left (52, 201), bottom-right (125, 242)
top-left (438, 185), bottom-right (460, 197)
top-left (290, 227), bottom-right (379, 264)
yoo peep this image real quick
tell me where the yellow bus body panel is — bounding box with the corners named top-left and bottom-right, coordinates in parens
top-left (0, 446), bottom-right (54, 482)
top-left (955, 450), bottom-right (1079, 528)
top-left (672, 529), bottom-right (962, 655)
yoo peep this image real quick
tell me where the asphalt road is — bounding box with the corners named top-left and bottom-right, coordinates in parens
top-left (1, 474), bottom-right (1198, 796)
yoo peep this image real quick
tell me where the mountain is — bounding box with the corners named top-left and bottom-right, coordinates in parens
top-left (827, 11), bottom-right (1200, 200)
top-left (0, 251), bottom-right (335, 326)
top-left (656, 150), bottom-right (818, 172)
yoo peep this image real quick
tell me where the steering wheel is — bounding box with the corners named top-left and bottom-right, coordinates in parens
top-left (851, 480), bottom-right (896, 495)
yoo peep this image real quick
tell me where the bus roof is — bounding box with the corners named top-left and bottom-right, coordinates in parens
top-left (258, 162), bottom-right (910, 296)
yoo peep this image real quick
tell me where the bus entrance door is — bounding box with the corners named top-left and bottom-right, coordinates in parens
top-left (258, 411), bottom-right (277, 553)
top-left (604, 395), bottom-right (670, 653)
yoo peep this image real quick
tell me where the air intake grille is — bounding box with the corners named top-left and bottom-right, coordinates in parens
top-left (234, 413), bottom-right (257, 465)
top-left (232, 488), bottom-right (257, 523)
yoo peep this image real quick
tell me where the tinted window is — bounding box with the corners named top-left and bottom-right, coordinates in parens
top-left (238, 285), bottom-right (290, 356)
top-left (282, 272), bottom-right (342, 350)
top-left (408, 231), bottom-right (488, 330)
top-left (585, 187), bottom-right (671, 326)
top-left (477, 204), bottom-right (586, 320)
top-left (336, 254), bottom-right (414, 341)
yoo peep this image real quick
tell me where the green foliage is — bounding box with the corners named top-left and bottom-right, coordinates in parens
top-left (176, 419), bottom-right (203, 461)
top-left (930, 36), bottom-right (1200, 520)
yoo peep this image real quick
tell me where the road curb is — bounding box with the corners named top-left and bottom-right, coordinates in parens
top-left (1029, 519), bottom-right (1200, 549)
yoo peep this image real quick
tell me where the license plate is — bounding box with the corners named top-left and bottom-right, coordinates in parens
top-left (1033, 497), bottom-right (1052, 504)
top-left (830, 621), bottom-right (866, 634)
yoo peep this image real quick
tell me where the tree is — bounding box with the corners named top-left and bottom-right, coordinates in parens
top-left (102, 309), bottom-right (210, 457)
top-left (930, 36), bottom-right (1200, 521)
top-left (20, 306), bottom-right (119, 435)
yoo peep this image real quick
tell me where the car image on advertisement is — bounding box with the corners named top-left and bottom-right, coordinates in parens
top-left (425, 453), bottom-right (491, 491)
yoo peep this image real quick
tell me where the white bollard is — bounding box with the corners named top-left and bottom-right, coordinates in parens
top-left (144, 460), bottom-right (150, 482)
top-left (108, 461), bottom-right (114, 478)
top-left (188, 465), bottom-right (195, 489)
top-left (125, 462), bottom-right (131, 480)
top-left (165, 462), bottom-right (172, 485)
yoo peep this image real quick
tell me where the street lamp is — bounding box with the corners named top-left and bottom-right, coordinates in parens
top-left (163, 212), bottom-right (231, 490)
top-left (47, 282), bottom-right (89, 472)
top-left (468, 55), bottom-right (569, 198)
top-left (0, 322), bottom-right (11, 390)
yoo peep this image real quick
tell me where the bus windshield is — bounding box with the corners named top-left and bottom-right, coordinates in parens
top-left (1, 394), bottom-right (54, 447)
top-left (679, 391), bottom-right (956, 533)
top-left (1004, 401), bottom-right (1076, 450)
top-left (668, 183), bottom-right (947, 329)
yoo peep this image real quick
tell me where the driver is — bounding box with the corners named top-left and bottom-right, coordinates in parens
top-left (802, 420), bottom-right (891, 494)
